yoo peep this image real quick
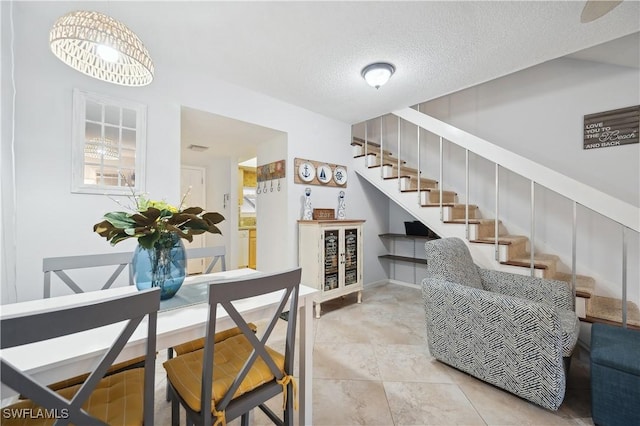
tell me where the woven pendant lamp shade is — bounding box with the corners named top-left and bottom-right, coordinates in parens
top-left (49, 11), bottom-right (154, 86)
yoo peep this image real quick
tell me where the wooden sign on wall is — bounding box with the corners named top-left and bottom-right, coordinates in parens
top-left (583, 105), bottom-right (639, 150)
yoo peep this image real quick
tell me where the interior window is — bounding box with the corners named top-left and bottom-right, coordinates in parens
top-left (72, 89), bottom-right (147, 194)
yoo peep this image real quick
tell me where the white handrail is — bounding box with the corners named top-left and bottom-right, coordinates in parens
top-left (393, 107), bottom-right (640, 232)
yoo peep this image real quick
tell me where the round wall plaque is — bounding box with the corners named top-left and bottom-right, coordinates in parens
top-left (298, 161), bottom-right (315, 182)
top-left (333, 166), bottom-right (347, 185)
top-left (317, 164), bottom-right (332, 184)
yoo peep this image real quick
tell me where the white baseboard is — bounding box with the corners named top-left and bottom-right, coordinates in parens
top-left (388, 279), bottom-right (420, 289)
top-left (363, 279), bottom-right (392, 289)
top-left (364, 279), bottom-right (421, 290)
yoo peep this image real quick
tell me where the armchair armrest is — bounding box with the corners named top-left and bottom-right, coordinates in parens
top-left (421, 277), bottom-right (566, 410)
top-left (479, 269), bottom-right (574, 312)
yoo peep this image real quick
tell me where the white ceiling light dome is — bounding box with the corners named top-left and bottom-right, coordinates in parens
top-left (361, 62), bottom-right (396, 89)
top-left (49, 10), bottom-right (154, 87)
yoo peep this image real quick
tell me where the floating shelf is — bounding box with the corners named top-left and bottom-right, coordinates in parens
top-left (379, 254), bottom-right (426, 265)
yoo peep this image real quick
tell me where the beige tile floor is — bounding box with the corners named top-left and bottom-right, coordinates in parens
top-left (155, 282), bottom-right (593, 425)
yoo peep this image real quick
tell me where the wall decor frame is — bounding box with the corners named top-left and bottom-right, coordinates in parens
top-left (294, 157), bottom-right (347, 188)
top-left (583, 105), bottom-right (639, 150)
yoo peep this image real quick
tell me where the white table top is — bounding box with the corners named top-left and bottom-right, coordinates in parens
top-left (0, 268), bottom-right (317, 400)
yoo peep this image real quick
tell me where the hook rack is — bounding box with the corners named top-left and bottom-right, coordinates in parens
top-left (256, 159), bottom-right (286, 195)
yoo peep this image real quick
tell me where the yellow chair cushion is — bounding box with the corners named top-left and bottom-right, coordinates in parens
top-left (44, 355), bottom-right (147, 392)
top-left (172, 323), bottom-right (258, 356)
top-left (164, 333), bottom-right (285, 413)
top-left (3, 368), bottom-right (145, 426)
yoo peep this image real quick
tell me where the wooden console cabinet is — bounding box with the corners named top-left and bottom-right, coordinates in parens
top-left (298, 219), bottom-right (365, 318)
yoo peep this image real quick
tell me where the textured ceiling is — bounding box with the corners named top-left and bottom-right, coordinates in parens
top-left (27, 1), bottom-right (640, 124)
top-left (132, 0), bottom-right (639, 124)
top-left (20, 1), bottom-right (640, 161)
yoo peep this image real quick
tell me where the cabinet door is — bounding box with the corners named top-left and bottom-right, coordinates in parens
top-left (343, 227), bottom-right (360, 286)
top-left (322, 229), bottom-right (340, 291)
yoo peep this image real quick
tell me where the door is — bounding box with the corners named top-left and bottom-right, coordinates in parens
top-left (180, 166), bottom-right (206, 274)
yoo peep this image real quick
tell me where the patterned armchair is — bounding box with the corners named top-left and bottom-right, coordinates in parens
top-left (421, 237), bottom-right (579, 411)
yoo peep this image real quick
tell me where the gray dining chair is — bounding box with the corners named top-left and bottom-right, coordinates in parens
top-left (1, 287), bottom-right (160, 425)
top-left (163, 267), bottom-right (302, 426)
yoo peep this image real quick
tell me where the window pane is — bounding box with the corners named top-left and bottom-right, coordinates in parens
top-left (85, 122), bottom-right (101, 140)
top-left (86, 100), bottom-right (102, 122)
top-left (104, 125), bottom-right (120, 143)
top-left (104, 105), bottom-right (120, 126)
top-left (84, 164), bottom-right (100, 185)
top-left (122, 128), bottom-right (136, 150)
top-left (120, 169), bottom-right (136, 187)
top-left (120, 150), bottom-right (136, 168)
top-left (100, 167), bottom-right (122, 186)
top-left (122, 108), bottom-right (137, 128)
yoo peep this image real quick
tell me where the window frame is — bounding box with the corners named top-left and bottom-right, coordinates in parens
top-left (71, 89), bottom-right (147, 195)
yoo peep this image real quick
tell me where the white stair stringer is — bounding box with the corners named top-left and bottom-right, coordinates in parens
top-left (355, 162), bottom-right (545, 278)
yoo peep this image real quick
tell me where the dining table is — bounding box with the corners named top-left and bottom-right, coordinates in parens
top-left (0, 268), bottom-right (318, 425)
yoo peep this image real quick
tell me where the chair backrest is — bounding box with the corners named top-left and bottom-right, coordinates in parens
top-left (43, 246), bottom-right (226, 298)
top-left (43, 252), bottom-right (134, 298)
top-left (424, 237), bottom-right (483, 289)
top-left (200, 267), bottom-right (301, 424)
top-left (1, 287), bottom-right (160, 425)
top-left (185, 245), bottom-right (226, 273)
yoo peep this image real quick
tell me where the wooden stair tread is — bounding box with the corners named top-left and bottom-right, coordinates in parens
top-left (418, 188), bottom-right (455, 195)
top-left (352, 137), bottom-right (380, 148)
top-left (471, 235), bottom-right (528, 245)
top-left (445, 219), bottom-right (499, 225)
top-left (401, 176), bottom-right (439, 184)
top-left (421, 203), bottom-right (478, 208)
top-left (500, 253), bottom-right (559, 270)
top-left (586, 295), bottom-right (640, 327)
top-left (553, 272), bottom-right (596, 298)
top-left (473, 235), bottom-right (529, 245)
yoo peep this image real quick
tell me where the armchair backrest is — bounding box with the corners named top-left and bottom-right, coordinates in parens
top-left (1, 287), bottom-right (160, 425)
top-left (424, 237), bottom-right (483, 289)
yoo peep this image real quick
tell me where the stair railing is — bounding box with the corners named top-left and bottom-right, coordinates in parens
top-left (357, 107), bottom-right (639, 328)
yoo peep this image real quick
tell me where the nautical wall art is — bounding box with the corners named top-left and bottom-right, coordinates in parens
top-left (294, 157), bottom-right (348, 188)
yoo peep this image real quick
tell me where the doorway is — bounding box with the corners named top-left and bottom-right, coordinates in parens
top-left (180, 166), bottom-right (206, 274)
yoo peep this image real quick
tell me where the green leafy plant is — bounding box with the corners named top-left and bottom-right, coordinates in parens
top-left (94, 189), bottom-right (224, 250)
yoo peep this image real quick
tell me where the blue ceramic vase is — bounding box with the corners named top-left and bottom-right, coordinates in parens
top-left (132, 233), bottom-right (186, 300)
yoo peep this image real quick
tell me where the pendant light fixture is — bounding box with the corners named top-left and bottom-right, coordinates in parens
top-left (49, 11), bottom-right (154, 86)
top-left (361, 62), bottom-right (395, 89)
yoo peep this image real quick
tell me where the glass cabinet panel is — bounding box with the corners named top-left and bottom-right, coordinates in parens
top-left (344, 228), bottom-right (358, 285)
top-left (323, 230), bottom-right (339, 291)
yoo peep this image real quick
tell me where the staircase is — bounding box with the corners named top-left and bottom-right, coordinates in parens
top-left (352, 109), bottom-right (640, 330)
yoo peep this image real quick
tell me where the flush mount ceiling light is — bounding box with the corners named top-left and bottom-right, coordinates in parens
top-left (84, 137), bottom-right (119, 160)
top-left (361, 62), bottom-right (396, 89)
top-left (49, 10), bottom-right (154, 86)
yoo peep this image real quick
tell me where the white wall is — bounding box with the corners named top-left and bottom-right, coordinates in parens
top-left (1, 2), bottom-right (18, 303)
top-left (386, 56), bottom-right (639, 304)
top-left (3, 2), bottom-right (387, 302)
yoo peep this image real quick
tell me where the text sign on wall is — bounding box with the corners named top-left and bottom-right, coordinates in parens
top-left (583, 105), bottom-right (639, 150)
